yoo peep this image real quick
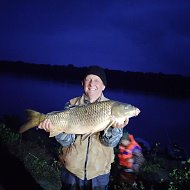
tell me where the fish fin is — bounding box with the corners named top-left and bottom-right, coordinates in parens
top-left (103, 120), bottom-right (115, 135)
top-left (104, 126), bottom-right (111, 134)
top-left (19, 109), bottom-right (45, 133)
top-left (81, 133), bottom-right (93, 141)
top-left (81, 119), bottom-right (115, 141)
top-left (106, 120), bottom-right (115, 131)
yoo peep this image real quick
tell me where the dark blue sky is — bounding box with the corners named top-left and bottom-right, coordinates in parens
top-left (0, 0), bottom-right (190, 76)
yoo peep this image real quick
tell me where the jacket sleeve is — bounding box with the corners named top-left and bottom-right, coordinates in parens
top-left (55, 133), bottom-right (75, 147)
top-left (100, 127), bottom-right (123, 147)
top-left (55, 101), bottom-right (75, 147)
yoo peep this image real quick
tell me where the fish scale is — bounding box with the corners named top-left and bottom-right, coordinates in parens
top-left (19, 100), bottom-right (140, 138)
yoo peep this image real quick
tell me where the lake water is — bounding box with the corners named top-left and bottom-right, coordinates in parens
top-left (1, 73), bottom-right (190, 157)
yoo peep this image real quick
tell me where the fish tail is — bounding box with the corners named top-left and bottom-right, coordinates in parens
top-left (19, 109), bottom-right (45, 133)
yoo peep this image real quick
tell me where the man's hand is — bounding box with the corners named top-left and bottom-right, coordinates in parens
top-left (38, 119), bottom-right (53, 132)
top-left (112, 117), bottom-right (129, 128)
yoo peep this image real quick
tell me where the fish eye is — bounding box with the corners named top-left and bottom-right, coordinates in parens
top-left (124, 105), bottom-right (132, 110)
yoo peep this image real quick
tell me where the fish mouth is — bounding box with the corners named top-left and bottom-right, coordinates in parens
top-left (136, 108), bottom-right (141, 116)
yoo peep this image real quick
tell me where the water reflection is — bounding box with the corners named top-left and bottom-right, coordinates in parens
top-left (1, 74), bottom-right (190, 156)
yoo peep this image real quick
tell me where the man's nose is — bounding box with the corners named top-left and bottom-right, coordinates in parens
top-left (89, 80), bottom-right (94, 85)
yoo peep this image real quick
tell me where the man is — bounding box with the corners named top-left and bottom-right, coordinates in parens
top-left (38, 65), bottom-right (129, 190)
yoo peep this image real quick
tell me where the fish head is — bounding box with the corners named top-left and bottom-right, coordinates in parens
top-left (111, 102), bottom-right (140, 119)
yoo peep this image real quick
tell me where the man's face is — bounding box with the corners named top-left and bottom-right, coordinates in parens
top-left (83, 74), bottom-right (105, 102)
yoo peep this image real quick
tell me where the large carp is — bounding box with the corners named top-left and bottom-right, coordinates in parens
top-left (19, 100), bottom-right (140, 138)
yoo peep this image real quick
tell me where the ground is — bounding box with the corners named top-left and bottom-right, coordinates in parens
top-left (0, 121), bottom-right (190, 190)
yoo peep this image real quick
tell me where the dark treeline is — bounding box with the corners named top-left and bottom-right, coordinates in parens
top-left (0, 60), bottom-right (190, 98)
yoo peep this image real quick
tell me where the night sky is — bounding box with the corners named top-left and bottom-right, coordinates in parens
top-left (0, 0), bottom-right (190, 76)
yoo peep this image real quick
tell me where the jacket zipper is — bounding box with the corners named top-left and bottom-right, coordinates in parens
top-left (84, 136), bottom-right (90, 179)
